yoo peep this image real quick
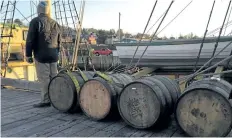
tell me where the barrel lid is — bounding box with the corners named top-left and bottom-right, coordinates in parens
top-left (79, 78), bottom-right (112, 120)
top-left (48, 75), bottom-right (75, 112)
top-left (118, 81), bottom-right (162, 129)
top-left (175, 85), bottom-right (232, 137)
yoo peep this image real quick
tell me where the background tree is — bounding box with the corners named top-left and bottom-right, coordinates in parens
top-left (117, 29), bottom-right (124, 39)
top-left (14, 19), bottom-right (23, 26)
top-left (178, 34), bottom-right (184, 39)
top-left (162, 36), bottom-right (168, 40)
top-left (170, 36), bottom-right (175, 39)
top-left (109, 29), bottom-right (116, 35)
top-left (96, 29), bottom-right (109, 44)
top-left (124, 32), bottom-right (132, 38)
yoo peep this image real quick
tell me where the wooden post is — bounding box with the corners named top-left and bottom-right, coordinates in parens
top-left (71, 0), bottom-right (85, 71)
top-left (45, 0), bottom-right (52, 18)
top-left (71, 0), bottom-right (83, 66)
top-left (118, 12), bottom-right (121, 41)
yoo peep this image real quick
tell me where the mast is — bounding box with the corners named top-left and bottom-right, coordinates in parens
top-left (119, 12), bottom-right (121, 41)
top-left (45, 0), bottom-right (51, 18)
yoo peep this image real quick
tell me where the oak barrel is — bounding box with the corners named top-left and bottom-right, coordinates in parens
top-left (79, 73), bottom-right (134, 120)
top-left (48, 71), bottom-right (94, 113)
top-left (175, 78), bottom-right (232, 137)
top-left (90, 56), bottom-right (121, 71)
top-left (117, 76), bottom-right (181, 129)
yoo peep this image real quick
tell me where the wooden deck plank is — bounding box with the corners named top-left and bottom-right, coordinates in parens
top-left (110, 125), bottom-right (138, 137)
top-left (1, 98), bottom-right (39, 109)
top-left (2, 113), bottom-right (67, 137)
top-left (72, 126), bottom-right (101, 137)
top-left (71, 120), bottom-right (115, 137)
top-left (1, 91), bottom-right (39, 102)
top-left (1, 93), bottom-right (39, 101)
top-left (151, 118), bottom-right (178, 137)
top-left (1, 110), bottom-right (58, 131)
top-left (50, 120), bottom-right (90, 137)
top-left (1, 106), bottom-right (58, 125)
top-left (29, 116), bottom-right (87, 137)
top-left (130, 130), bottom-right (154, 137)
top-left (91, 121), bottom-right (127, 137)
top-left (1, 78), bottom-right (40, 91)
top-left (171, 128), bottom-right (187, 137)
top-left (1, 100), bottom-right (39, 114)
top-left (2, 104), bottom-right (37, 117)
top-left (10, 120), bottom-right (65, 137)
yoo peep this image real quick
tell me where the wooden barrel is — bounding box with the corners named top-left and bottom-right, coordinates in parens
top-left (91, 56), bottom-right (121, 71)
top-left (117, 76), bottom-right (181, 129)
top-left (48, 71), bottom-right (94, 113)
top-left (79, 73), bottom-right (134, 120)
top-left (175, 78), bottom-right (232, 137)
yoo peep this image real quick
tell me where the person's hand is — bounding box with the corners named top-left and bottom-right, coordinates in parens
top-left (26, 57), bottom-right (33, 64)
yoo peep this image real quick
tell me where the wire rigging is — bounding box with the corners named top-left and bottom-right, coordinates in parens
top-left (133, 0), bottom-right (174, 69)
top-left (223, 3), bottom-right (232, 35)
top-left (126, 0), bottom-right (158, 71)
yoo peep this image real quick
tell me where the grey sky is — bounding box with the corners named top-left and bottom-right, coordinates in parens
top-left (10, 0), bottom-right (232, 37)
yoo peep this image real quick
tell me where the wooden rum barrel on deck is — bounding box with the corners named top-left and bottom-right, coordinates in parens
top-left (48, 71), bottom-right (94, 113)
top-left (117, 76), bottom-right (181, 129)
top-left (175, 78), bottom-right (232, 137)
top-left (79, 72), bottom-right (134, 120)
top-left (91, 56), bottom-right (121, 71)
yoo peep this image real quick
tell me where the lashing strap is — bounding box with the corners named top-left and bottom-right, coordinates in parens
top-left (66, 70), bottom-right (80, 92)
top-left (59, 68), bottom-right (89, 92)
top-left (95, 71), bottom-right (113, 84)
top-left (77, 68), bottom-right (88, 81)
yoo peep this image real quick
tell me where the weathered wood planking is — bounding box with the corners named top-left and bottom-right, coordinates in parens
top-left (1, 78), bottom-right (40, 91)
top-left (2, 113), bottom-right (67, 137)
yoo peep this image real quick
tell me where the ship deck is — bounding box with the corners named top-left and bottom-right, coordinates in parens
top-left (1, 88), bottom-right (187, 137)
top-left (1, 79), bottom-right (232, 137)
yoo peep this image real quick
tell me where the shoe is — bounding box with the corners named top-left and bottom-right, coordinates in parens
top-left (33, 102), bottom-right (51, 108)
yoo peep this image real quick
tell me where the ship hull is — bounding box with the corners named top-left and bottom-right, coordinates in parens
top-left (115, 37), bottom-right (232, 69)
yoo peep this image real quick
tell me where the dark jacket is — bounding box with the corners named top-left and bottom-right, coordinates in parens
top-left (26, 14), bottom-right (61, 63)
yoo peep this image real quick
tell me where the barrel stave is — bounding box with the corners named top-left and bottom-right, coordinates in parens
top-left (142, 77), bottom-right (173, 115)
top-left (117, 75), bottom-right (182, 129)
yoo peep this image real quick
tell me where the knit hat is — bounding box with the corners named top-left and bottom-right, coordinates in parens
top-left (37, 1), bottom-right (49, 15)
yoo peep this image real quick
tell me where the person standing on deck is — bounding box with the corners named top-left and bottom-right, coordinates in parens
top-left (25, 1), bottom-right (61, 108)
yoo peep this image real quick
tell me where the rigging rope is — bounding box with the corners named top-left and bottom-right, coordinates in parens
top-left (133, 0), bottom-right (174, 69)
top-left (179, 69), bottom-right (232, 86)
top-left (223, 3), bottom-right (232, 36)
top-left (178, 54), bottom-right (232, 84)
top-left (156, 0), bottom-right (193, 36)
top-left (125, 0), bottom-right (158, 71)
top-left (175, 40), bottom-right (232, 82)
top-left (3, 1), bottom-right (16, 78)
top-left (193, 0), bottom-right (215, 72)
top-left (123, 0), bottom-right (192, 73)
top-left (209, 0), bottom-right (231, 67)
top-left (207, 20), bottom-right (232, 36)
top-left (146, 11), bottom-right (166, 35)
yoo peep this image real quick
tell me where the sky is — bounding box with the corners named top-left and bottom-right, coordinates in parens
top-left (2, 0), bottom-right (232, 38)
